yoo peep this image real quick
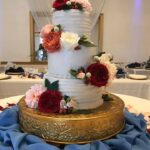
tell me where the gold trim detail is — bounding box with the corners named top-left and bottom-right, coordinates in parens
top-left (18, 94), bottom-right (125, 144)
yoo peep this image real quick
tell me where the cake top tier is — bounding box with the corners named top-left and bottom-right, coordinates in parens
top-left (52, 0), bottom-right (92, 12)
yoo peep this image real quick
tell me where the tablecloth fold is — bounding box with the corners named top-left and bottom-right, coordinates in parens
top-left (0, 106), bottom-right (150, 150)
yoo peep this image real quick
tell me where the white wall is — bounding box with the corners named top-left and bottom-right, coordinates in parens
top-left (0, 0), bottom-right (30, 62)
top-left (102, 0), bottom-right (150, 63)
top-left (0, 0), bottom-right (150, 63)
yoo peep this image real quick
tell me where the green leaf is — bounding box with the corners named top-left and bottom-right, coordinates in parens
top-left (97, 52), bottom-right (106, 57)
top-left (76, 3), bottom-right (83, 10)
top-left (45, 79), bottom-right (51, 89)
top-left (79, 41), bottom-right (96, 47)
top-left (80, 35), bottom-right (88, 41)
top-left (57, 24), bottom-right (61, 31)
top-left (70, 69), bottom-right (78, 77)
top-left (78, 67), bottom-right (85, 73)
top-left (49, 80), bottom-right (59, 90)
top-left (64, 95), bottom-right (71, 102)
top-left (102, 94), bottom-right (113, 101)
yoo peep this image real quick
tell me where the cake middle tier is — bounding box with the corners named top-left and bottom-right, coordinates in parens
top-left (45, 75), bottom-right (104, 110)
top-left (48, 47), bottom-right (96, 78)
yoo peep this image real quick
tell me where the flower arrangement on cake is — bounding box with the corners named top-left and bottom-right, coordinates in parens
top-left (52, 0), bottom-right (92, 12)
top-left (25, 80), bottom-right (77, 114)
top-left (25, 52), bottom-right (116, 114)
top-left (70, 52), bottom-right (116, 87)
top-left (40, 24), bottom-right (95, 52)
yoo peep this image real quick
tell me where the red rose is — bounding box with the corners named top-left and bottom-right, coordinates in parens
top-left (38, 90), bottom-right (62, 113)
top-left (53, 0), bottom-right (68, 10)
top-left (42, 32), bottom-right (61, 52)
top-left (86, 63), bottom-right (109, 87)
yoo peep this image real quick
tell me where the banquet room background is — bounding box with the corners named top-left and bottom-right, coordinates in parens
top-left (0, 0), bottom-right (150, 64)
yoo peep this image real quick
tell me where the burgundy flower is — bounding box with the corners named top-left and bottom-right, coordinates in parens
top-left (0, 106), bottom-right (5, 111)
top-left (147, 128), bottom-right (150, 133)
top-left (38, 90), bottom-right (62, 113)
top-left (42, 32), bottom-right (61, 52)
top-left (53, 0), bottom-right (68, 10)
top-left (86, 63), bottom-right (109, 87)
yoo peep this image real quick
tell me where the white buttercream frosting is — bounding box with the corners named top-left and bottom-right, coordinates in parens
top-left (52, 9), bottom-right (91, 38)
top-left (45, 9), bottom-right (103, 110)
top-left (48, 47), bottom-right (96, 78)
top-left (45, 74), bottom-right (104, 110)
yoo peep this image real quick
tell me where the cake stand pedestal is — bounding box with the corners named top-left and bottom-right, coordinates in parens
top-left (18, 94), bottom-right (125, 144)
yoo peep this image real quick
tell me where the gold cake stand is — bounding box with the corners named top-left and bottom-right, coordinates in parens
top-left (18, 94), bottom-right (125, 144)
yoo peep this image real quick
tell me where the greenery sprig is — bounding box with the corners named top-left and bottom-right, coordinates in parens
top-left (79, 35), bottom-right (96, 47)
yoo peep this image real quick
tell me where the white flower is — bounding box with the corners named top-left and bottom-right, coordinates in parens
top-left (60, 32), bottom-right (80, 50)
top-left (77, 72), bottom-right (85, 79)
top-left (94, 56), bottom-right (100, 62)
top-left (66, 1), bottom-right (71, 5)
top-left (102, 62), bottom-right (117, 86)
top-left (53, 26), bottom-right (59, 32)
top-left (60, 99), bottom-right (67, 109)
top-left (99, 53), bottom-right (113, 63)
top-left (86, 72), bottom-right (91, 78)
top-left (51, 8), bottom-right (55, 13)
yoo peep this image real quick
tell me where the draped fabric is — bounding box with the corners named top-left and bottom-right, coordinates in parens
top-left (27, 0), bottom-right (106, 32)
top-left (0, 106), bottom-right (150, 150)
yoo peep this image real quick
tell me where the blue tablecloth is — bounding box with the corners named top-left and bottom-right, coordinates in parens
top-left (0, 106), bottom-right (150, 150)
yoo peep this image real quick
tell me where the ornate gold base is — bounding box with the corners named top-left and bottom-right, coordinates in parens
top-left (18, 94), bottom-right (124, 144)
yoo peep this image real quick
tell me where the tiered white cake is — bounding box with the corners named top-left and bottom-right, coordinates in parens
top-left (45, 9), bottom-right (103, 110)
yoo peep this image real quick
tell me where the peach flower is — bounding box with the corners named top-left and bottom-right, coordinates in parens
top-left (42, 32), bottom-right (61, 52)
top-left (40, 24), bottom-right (54, 38)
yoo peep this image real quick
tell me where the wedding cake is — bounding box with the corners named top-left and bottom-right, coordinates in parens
top-left (18, 0), bottom-right (124, 144)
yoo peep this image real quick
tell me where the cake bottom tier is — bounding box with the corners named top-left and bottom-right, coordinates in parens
top-left (45, 74), bottom-right (104, 110)
top-left (18, 94), bottom-right (125, 144)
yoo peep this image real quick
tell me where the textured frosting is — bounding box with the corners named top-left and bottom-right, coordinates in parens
top-left (52, 9), bottom-right (91, 38)
top-left (48, 47), bottom-right (97, 78)
top-left (46, 9), bottom-right (104, 110)
top-left (45, 74), bottom-right (104, 110)
top-left (49, 9), bottom-right (96, 78)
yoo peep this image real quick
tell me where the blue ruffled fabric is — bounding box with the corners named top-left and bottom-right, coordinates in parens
top-left (0, 106), bottom-right (150, 150)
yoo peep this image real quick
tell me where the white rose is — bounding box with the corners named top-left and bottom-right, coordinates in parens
top-left (86, 72), bottom-right (91, 78)
top-left (53, 26), bottom-right (59, 32)
top-left (99, 53), bottom-right (113, 63)
top-left (60, 32), bottom-right (80, 50)
top-left (66, 1), bottom-right (71, 5)
top-left (94, 56), bottom-right (100, 62)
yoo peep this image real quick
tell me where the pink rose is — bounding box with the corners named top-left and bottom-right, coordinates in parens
top-left (40, 24), bottom-right (54, 38)
top-left (25, 84), bottom-right (46, 109)
top-left (77, 72), bottom-right (85, 79)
